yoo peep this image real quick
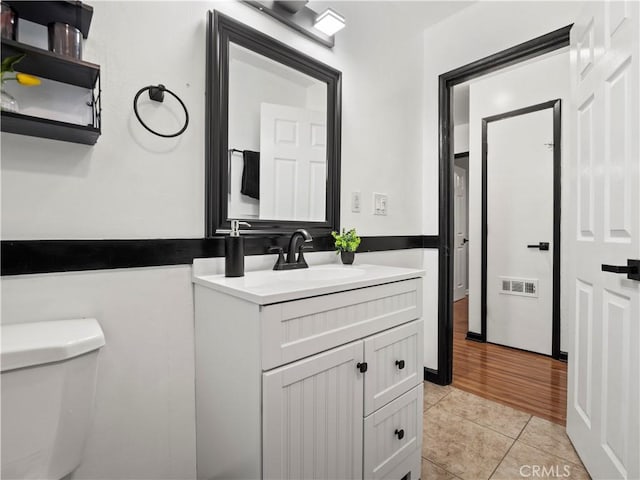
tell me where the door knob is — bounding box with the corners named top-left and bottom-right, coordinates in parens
top-left (395, 360), bottom-right (405, 370)
top-left (527, 242), bottom-right (549, 251)
top-left (462, 238), bottom-right (469, 244)
top-left (394, 429), bottom-right (405, 440)
top-left (601, 259), bottom-right (640, 281)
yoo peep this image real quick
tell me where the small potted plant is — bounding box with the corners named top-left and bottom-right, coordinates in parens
top-left (332, 228), bottom-right (361, 265)
top-left (1, 54), bottom-right (41, 112)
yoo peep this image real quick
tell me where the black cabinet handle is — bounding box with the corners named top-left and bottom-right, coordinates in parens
top-left (357, 362), bottom-right (368, 373)
top-left (602, 259), bottom-right (640, 281)
top-left (527, 242), bottom-right (549, 251)
top-left (395, 360), bottom-right (405, 370)
top-left (394, 429), bottom-right (405, 440)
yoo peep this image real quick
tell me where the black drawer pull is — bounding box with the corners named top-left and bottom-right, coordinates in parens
top-left (395, 360), bottom-right (405, 370)
top-left (356, 362), bottom-right (368, 373)
top-left (395, 429), bottom-right (405, 440)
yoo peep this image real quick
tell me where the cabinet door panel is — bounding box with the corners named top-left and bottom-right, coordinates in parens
top-left (364, 385), bottom-right (423, 480)
top-left (364, 320), bottom-right (423, 415)
top-left (262, 341), bottom-right (364, 480)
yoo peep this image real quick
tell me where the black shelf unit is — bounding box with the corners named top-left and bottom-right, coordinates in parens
top-left (1, 38), bottom-right (99, 88)
top-left (3, 1), bottom-right (93, 38)
top-left (1, 1), bottom-right (100, 145)
top-left (1, 111), bottom-right (100, 145)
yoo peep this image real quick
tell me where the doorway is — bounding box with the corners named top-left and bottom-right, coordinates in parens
top-left (482, 100), bottom-right (562, 357)
top-left (436, 25), bottom-right (572, 385)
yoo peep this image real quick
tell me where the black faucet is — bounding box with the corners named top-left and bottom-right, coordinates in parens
top-left (286, 229), bottom-right (313, 263)
top-left (271, 229), bottom-right (313, 270)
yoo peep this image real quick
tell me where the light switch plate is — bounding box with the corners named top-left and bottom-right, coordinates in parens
top-left (351, 191), bottom-right (361, 213)
top-left (373, 193), bottom-right (388, 215)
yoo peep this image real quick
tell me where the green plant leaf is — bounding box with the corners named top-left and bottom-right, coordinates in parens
top-left (1, 54), bottom-right (25, 74)
top-left (332, 227), bottom-right (361, 252)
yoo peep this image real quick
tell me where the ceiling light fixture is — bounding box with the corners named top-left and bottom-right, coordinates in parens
top-left (242, 1), bottom-right (345, 48)
top-left (313, 8), bottom-right (346, 36)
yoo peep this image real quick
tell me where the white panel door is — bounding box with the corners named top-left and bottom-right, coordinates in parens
top-left (567, 2), bottom-right (639, 479)
top-left (454, 164), bottom-right (469, 302)
top-left (262, 341), bottom-right (364, 480)
top-left (259, 103), bottom-right (326, 221)
top-left (486, 108), bottom-right (554, 355)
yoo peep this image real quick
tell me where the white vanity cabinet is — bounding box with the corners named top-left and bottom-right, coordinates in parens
top-left (193, 264), bottom-right (424, 480)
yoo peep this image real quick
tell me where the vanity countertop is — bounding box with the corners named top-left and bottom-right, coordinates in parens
top-left (192, 263), bottom-right (425, 305)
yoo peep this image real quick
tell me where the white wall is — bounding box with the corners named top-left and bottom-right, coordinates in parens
top-left (1, 266), bottom-right (197, 479)
top-left (1, 1), bottom-right (429, 240)
top-left (421, 1), bottom-right (582, 369)
top-left (454, 123), bottom-right (469, 153)
top-left (0, 2), bottom-right (432, 478)
top-left (467, 50), bottom-right (570, 353)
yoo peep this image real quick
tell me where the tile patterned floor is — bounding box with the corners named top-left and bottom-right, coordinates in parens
top-left (422, 382), bottom-right (590, 480)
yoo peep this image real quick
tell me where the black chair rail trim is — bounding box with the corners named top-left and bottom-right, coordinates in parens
top-left (1, 235), bottom-right (438, 276)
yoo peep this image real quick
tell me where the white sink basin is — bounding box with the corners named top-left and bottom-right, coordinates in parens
top-left (274, 265), bottom-right (366, 282)
top-left (193, 263), bottom-right (425, 305)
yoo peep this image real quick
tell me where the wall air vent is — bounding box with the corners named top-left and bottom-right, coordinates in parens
top-left (499, 277), bottom-right (539, 298)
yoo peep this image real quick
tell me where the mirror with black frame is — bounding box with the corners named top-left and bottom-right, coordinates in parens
top-left (206, 11), bottom-right (342, 236)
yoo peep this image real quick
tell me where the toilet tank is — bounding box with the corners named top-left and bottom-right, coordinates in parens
top-left (1, 318), bottom-right (105, 480)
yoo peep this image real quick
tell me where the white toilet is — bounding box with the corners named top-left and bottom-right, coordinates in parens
top-left (1, 318), bottom-right (105, 480)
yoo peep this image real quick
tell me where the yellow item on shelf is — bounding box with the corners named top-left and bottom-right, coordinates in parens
top-left (15, 73), bottom-right (41, 86)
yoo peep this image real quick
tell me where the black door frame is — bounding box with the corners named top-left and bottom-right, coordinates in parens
top-left (480, 99), bottom-right (562, 358)
top-left (433, 24), bottom-right (572, 385)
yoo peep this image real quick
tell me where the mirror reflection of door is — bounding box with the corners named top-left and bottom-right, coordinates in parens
top-left (227, 42), bottom-right (327, 222)
top-left (260, 103), bottom-right (326, 221)
top-left (486, 107), bottom-right (554, 355)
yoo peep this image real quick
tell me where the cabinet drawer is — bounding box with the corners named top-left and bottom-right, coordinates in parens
top-left (261, 278), bottom-right (421, 370)
top-left (364, 385), bottom-right (423, 480)
top-left (364, 320), bottom-right (423, 415)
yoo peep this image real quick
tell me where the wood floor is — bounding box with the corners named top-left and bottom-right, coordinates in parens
top-left (452, 297), bottom-right (568, 425)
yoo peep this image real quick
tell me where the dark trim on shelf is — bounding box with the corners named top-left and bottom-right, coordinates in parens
top-left (437, 25), bottom-right (571, 386)
top-left (4, 1), bottom-right (94, 38)
top-left (424, 367), bottom-right (441, 384)
top-left (1, 111), bottom-right (100, 145)
top-left (559, 351), bottom-right (568, 362)
top-left (1, 235), bottom-right (437, 276)
top-left (465, 331), bottom-right (485, 342)
top-left (454, 151), bottom-right (469, 159)
top-left (1, 39), bottom-right (100, 89)
top-left (206, 12), bottom-right (342, 238)
top-left (480, 99), bottom-right (562, 359)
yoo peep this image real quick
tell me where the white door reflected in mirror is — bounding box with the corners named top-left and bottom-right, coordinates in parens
top-left (227, 42), bottom-right (328, 222)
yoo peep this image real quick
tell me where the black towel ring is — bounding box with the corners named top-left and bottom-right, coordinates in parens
top-left (133, 84), bottom-right (189, 138)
